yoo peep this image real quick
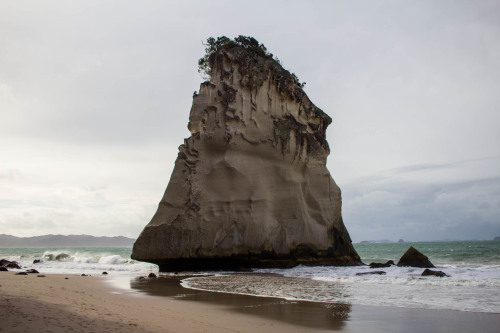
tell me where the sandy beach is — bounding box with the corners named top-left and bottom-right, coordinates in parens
top-left (0, 272), bottom-right (306, 333)
top-left (1, 271), bottom-right (499, 333)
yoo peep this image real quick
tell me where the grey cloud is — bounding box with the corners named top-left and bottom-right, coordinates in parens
top-left (342, 161), bottom-right (500, 242)
top-left (1, 1), bottom-right (499, 238)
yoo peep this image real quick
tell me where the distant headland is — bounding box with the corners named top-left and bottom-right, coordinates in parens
top-left (0, 234), bottom-right (135, 247)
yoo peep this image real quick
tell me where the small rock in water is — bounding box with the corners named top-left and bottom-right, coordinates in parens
top-left (421, 269), bottom-right (449, 277)
top-left (102, 272), bottom-right (108, 275)
top-left (26, 269), bottom-right (39, 274)
top-left (356, 271), bottom-right (386, 276)
top-left (397, 246), bottom-right (435, 268)
top-left (369, 260), bottom-right (394, 268)
top-left (33, 259), bottom-right (43, 264)
top-left (0, 267), bottom-right (8, 272)
top-left (15, 272), bottom-right (28, 275)
top-left (148, 273), bottom-right (157, 278)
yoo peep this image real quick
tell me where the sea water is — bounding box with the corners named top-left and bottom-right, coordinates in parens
top-left (1, 241), bottom-right (499, 313)
top-left (180, 241), bottom-right (500, 313)
top-left (0, 246), bottom-right (157, 275)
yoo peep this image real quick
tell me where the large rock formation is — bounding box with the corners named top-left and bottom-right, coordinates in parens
top-left (132, 38), bottom-right (361, 271)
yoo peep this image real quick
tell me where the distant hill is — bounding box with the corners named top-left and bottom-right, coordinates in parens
top-left (0, 234), bottom-right (136, 247)
top-left (358, 239), bottom-right (394, 244)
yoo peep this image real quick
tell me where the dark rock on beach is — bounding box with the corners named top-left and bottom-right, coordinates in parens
top-left (356, 271), bottom-right (386, 276)
top-left (397, 246), bottom-right (435, 268)
top-left (369, 260), bottom-right (394, 268)
top-left (421, 269), bottom-right (449, 277)
top-left (26, 269), bottom-right (39, 274)
top-left (15, 272), bottom-right (28, 275)
top-left (148, 273), bottom-right (157, 278)
top-left (1, 259), bottom-right (22, 269)
top-left (7, 262), bottom-right (22, 269)
top-left (102, 272), bottom-right (108, 275)
top-left (0, 267), bottom-right (8, 271)
top-left (237, 266), bottom-right (253, 272)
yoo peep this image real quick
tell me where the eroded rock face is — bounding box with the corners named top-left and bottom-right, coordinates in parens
top-left (132, 46), bottom-right (361, 271)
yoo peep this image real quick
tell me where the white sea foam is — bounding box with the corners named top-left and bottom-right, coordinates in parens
top-left (180, 264), bottom-right (500, 313)
top-left (1, 248), bottom-right (158, 275)
top-left (98, 255), bottom-right (128, 265)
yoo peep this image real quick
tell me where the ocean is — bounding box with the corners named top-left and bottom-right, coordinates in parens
top-left (1, 241), bottom-right (499, 313)
top-left (0, 246), bottom-right (157, 274)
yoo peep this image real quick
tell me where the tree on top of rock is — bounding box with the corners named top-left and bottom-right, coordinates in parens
top-left (197, 35), bottom-right (305, 88)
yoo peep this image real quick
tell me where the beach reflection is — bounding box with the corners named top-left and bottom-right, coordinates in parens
top-left (130, 274), bottom-right (351, 330)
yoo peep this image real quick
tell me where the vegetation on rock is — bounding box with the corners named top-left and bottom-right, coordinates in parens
top-left (198, 35), bottom-right (305, 88)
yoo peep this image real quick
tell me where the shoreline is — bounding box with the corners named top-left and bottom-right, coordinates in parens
top-left (1, 271), bottom-right (499, 332)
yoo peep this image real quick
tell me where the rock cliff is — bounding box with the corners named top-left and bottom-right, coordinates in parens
top-left (132, 37), bottom-right (361, 271)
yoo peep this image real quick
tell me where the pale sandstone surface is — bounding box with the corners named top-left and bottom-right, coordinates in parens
top-left (132, 46), bottom-right (361, 271)
top-left (0, 272), bottom-right (310, 333)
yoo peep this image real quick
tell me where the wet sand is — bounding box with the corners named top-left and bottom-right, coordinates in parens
top-left (1, 271), bottom-right (499, 332)
top-left (129, 274), bottom-right (500, 333)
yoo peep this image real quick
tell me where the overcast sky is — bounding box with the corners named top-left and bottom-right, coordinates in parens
top-left (1, 0), bottom-right (499, 242)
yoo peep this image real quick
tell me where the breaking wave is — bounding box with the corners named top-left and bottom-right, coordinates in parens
top-left (0, 247), bottom-right (157, 275)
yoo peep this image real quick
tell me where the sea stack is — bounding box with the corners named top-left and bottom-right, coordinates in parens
top-left (132, 36), bottom-right (361, 271)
